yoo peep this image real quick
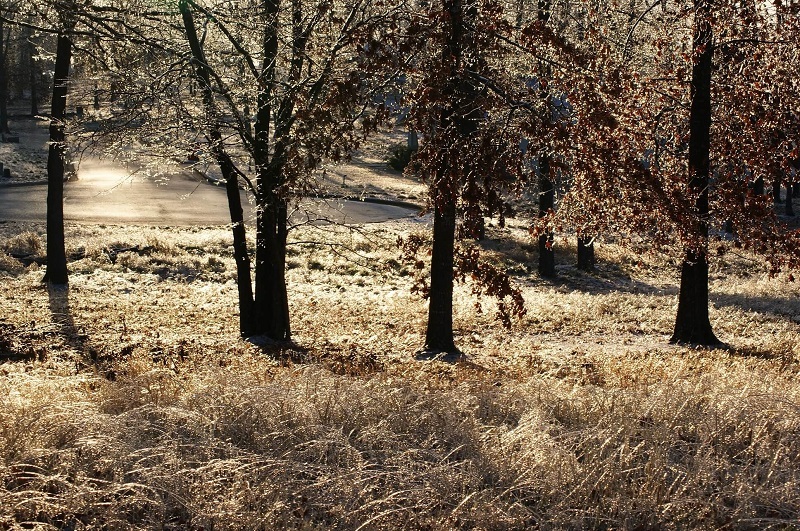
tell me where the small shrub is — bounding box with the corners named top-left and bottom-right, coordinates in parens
top-left (2, 231), bottom-right (42, 256)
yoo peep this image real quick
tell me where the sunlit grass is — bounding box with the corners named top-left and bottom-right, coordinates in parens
top-left (1, 220), bottom-right (799, 529)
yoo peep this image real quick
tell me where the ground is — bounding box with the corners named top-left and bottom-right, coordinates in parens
top-left (1, 113), bottom-right (800, 529)
top-left (0, 214), bottom-right (799, 529)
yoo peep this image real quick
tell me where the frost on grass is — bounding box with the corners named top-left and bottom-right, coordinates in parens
top-left (0, 221), bottom-right (799, 529)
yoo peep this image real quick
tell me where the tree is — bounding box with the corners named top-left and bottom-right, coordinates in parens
top-left (671, 0), bottom-right (718, 344)
top-left (170, 0), bottom-right (405, 339)
top-left (42, 4), bottom-right (74, 286)
top-left (536, 0), bottom-right (556, 278)
top-left (404, 0), bottom-right (528, 356)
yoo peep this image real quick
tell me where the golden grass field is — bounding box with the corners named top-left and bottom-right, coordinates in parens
top-left (1, 218), bottom-right (799, 530)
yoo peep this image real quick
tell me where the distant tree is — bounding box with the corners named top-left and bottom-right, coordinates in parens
top-left (536, 0), bottom-right (556, 278)
top-left (0, 0), bottom-right (15, 136)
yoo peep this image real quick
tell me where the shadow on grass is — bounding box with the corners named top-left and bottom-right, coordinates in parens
top-left (470, 234), bottom-right (676, 297)
top-left (711, 291), bottom-right (800, 322)
top-left (247, 336), bottom-right (387, 376)
top-left (47, 284), bottom-right (89, 357)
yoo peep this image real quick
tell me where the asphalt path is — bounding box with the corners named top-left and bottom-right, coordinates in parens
top-left (0, 160), bottom-right (419, 226)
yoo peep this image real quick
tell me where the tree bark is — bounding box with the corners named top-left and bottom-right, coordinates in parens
top-left (254, 185), bottom-right (291, 341)
top-left (672, 0), bottom-right (719, 345)
top-left (0, 16), bottom-right (10, 135)
top-left (27, 27), bottom-right (38, 117)
top-left (577, 236), bottom-right (595, 271)
top-left (538, 155), bottom-right (556, 277)
top-left (787, 179), bottom-right (795, 216)
top-left (537, 0), bottom-right (555, 278)
top-left (246, 0), bottom-right (293, 341)
top-left (43, 32), bottom-right (72, 285)
top-left (422, 0), bottom-right (469, 355)
top-left (425, 197), bottom-right (458, 353)
top-left (752, 175), bottom-right (764, 195)
top-left (180, 1), bottom-right (256, 336)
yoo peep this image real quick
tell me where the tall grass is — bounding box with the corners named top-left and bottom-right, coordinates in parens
top-left (1, 221), bottom-right (799, 529)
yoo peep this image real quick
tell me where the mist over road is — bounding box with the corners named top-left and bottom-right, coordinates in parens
top-left (0, 159), bottom-right (418, 226)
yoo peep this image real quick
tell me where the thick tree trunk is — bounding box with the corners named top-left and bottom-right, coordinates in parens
top-left (672, 0), bottom-right (719, 345)
top-left (43, 33), bottom-right (72, 285)
top-left (538, 155), bottom-right (556, 277)
top-left (673, 251), bottom-right (717, 343)
top-left (577, 236), bottom-right (595, 271)
top-left (421, 0), bottom-right (468, 356)
top-left (254, 190), bottom-right (291, 341)
top-left (181, 1), bottom-right (256, 336)
top-left (425, 197), bottom-right (458, 353)
top-left (787, 180), bottom-right (795, 216)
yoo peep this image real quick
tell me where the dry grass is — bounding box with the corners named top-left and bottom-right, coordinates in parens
top-left (1, 219), bottom-right (799, 530)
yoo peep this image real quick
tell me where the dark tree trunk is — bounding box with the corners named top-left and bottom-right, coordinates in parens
top-left (787, 180), bottom-right (795, 216)
top-left (43, 32), bottom-right (72, 286)
top-left (425, 197), bottom-right (458, 353)
top-left (538, 155), bottom-right (556, 277)
top-left (29, 35), bottom-right (38, 117)
top-left (254, 187), bottom-right (291, 341)
top-left (181, 2), bottom-right (256, 336)
top-left (0, 17), bottom-right (10, 135)
top-left (422, 0), bottom-right (472, 356)
top-left (244, 0), bottom-right (294, 342)
top-left (673, 251), bottom-right (717, 343)
top-left (577, 236), bottom-right (595, 271)
top-left (672, 0), bottom-right (719, 345)
top-left (753, 175), bottom-right (765, 195)
top-left (537, 0), bottom-right (555, 278)
top-left (773, 176), bottom-right (782, 203)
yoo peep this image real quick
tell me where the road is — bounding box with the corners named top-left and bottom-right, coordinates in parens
top-left (0, 160), bottom-right (419, 226)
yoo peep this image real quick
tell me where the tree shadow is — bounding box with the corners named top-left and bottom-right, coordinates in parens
top-left (711, 291), bottom-right (800, 322)
top-left (47, 284), bottom-right (88, 355)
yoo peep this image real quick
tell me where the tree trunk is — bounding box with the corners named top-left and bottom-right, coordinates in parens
top-left (537, 0), bottom-right (555, 278)
top-left (773, 176), bottom-right (782, 203)
top-left (43, 32), bottom-right (72, 286)
top-left (245, 0), bottom-right (293, 342)
top-left (425, 197), bottom-right (458, 353)
top-left (577, 236), bottom-right (595, 271)
top-left (221, 154), bottom-right (256, 336)
top-left (422, 0), bottom-right (468, 356)
top-left (787, 180), bottom-right (795, 216)
top-left (254, 189), bottom-right (291, 341)
top-left (538, 155), bottom-right (556, 277)
top-left (672, 0), bottom-right (719, 345)
top-left (181, 1), bottom-right (256, 336)
top-left (28, 29), bottom-right (38, 117)
top-left (0, 17), bottom-right (10, 135)
top-left (752, 175), bottom-right (764, 195)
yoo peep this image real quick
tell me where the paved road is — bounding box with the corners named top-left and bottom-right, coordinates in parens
top-left (0, 160), bottom-right (419, 226)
